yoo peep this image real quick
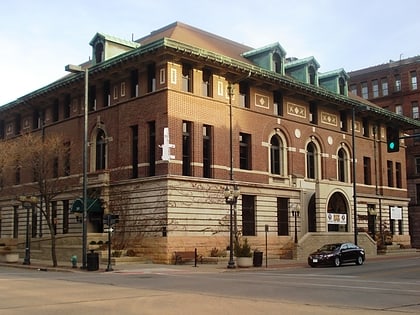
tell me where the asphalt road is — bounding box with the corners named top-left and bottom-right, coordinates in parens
top-left (1, 255), bottom-right (419, 314)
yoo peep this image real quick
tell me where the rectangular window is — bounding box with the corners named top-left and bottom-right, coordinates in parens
top-left (412, 101), bottom-right (419, 119)
top-left (416, 157), bottom-right (420, 174)
top-left (13, 206), bottom-right (18, 238)
top-left (53, 157), bottom-right (59, 178)
top-left (0, 120), bottom-right (4, 139)
top-left (363, 156), bottom-right (371, 185)
top-left (277, 198), bottom-right (289, 236)
top-left (239, 132), bottom-right (251, 170)
top-left (416, 184), bottom-right (420, 203)
top-left (64, 94), bottom-right (71, 118)
top-left (33, 111), bottom-right (41, 129)
top-left (15, 163), bottom-right (20, 185)
top-left (182, 64), bottom-right (193, 93)
top-left (15, 114), bottom-right (21, 135)
top-left (349, 84), bottom-right (357, 95)
top-left (242, 195), bottom-right (255, 236)
top-left (202, 125), bottom-right (212, 178)
top-left (64, 141), bottom-right (70, 176)
top-left (362, 118), bottom-right (369, 137)
top-left (63, 200), bottom-right (69, 234)
top-left (395, 104), bottom-right (403, 115)
top-left (239, 82), bottom-right (250, 108)
top-left (367, 204), bottom-right (376, 238)
top-left (361, 81), bottom-right (368, 99)
top-left (52, 201), bottom-right (57, 235)
top-left (52, 99), bottom-right (59, 122)
top-left (103, 80), bottom-right (111, 106)
top-left (340, 110), bottom-right (348, 132)
top-left (131, 69), bottom-right (139, 97)
top-left (411, 71), bottom-right (418, 90)
top-left (31, 204), bottom-right (37, 238)
top-left (372, 79), bottom-right (379, 98)
top-left (113, 85), bottom-right (118, 100)
top-left (120, 82), bottom-right (126, 97)
top-left (147, 63), bottom-right (156, 93)
top-left (387, 160), bottom-right (394, 187)
top-left (381, 78), bottom-right (388, 96)
top-left (182, 121), bottom-right (192, 176)
top-left (394, 74), bottom-right (401, 92)
top-left (131, 125), bottom-right (139, 178)
top-left (309, 102), bottom-right (318, 124)
top-left (148, 121), bottom-right (156, 176)
top-left (202, 69), bottom-right (212, 97)
top-left (88, 86), bottom-right (96, 111)
top-left (396, 162), bottom-right (402, 188)
top-left (273, 91), bottom-right (283, 116)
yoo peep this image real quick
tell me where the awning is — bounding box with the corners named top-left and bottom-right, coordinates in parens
top-left (71, 198), bottom-right (102, 213)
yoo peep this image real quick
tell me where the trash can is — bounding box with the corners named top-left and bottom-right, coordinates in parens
top-left (253, 251), bottom-right (263, 267)
top-left (87, 251), bottom-right (99, 271)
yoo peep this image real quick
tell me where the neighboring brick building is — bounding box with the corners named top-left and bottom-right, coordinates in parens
top-left (1, 22), bottom-right (419, 263)
top-left (348, 56), bottom-right (420, 248)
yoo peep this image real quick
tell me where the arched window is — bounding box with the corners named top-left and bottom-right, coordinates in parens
top-left (96, 129), bottom-right (106, 170)
top-left (308, 66), bottom-right (316, 85)
top-left (339, 77), bottom-right (346, 95)
top-left (273, 53), bottom-right (282, 74)
top-left (327, 192), bottom-right (348, 232)
top-left (306, 142), bottom-right (316, 179)
top-left (270, 135), bottom-right (281, 175)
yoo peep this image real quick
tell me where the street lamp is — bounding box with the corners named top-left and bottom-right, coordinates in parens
top-left (291, 207), bottom-right (300, 244)
top-left (65, 64), bottom-right (88, 269)
top-left (224, 184), bottom-right (240, 269)
top-left (18, 196), bottom-right (38, 265)
top-left (351, 105), bottom-right (358, 245)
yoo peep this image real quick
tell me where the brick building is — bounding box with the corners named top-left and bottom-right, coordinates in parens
top-left (1, 22), bottom-right (419, 263)
top-left (348, 56), bottom-right (420, 248)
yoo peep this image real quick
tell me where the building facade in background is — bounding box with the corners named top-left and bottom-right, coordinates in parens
top-left (1, 22), bottom-right (419, 263)
top-left (348, 56), bottom-right (420, 248)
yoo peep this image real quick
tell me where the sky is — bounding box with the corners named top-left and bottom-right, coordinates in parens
top-left (1, 0), bottom-right (420, 105)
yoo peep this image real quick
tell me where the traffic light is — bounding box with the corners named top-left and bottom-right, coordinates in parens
top-left (386, 127), bottom-right (400, 153)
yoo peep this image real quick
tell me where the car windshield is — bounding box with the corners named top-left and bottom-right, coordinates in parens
top-left (318, 244), bottom-right (339, 252)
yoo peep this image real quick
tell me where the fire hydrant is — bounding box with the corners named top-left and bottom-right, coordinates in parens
top-left (71, 255), bottom-right (78, 268)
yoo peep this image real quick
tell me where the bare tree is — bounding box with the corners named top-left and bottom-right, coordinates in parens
top-left (0, 139), bottom-right (15, 191)
top-left (16, 133), bottom-right (69, 267)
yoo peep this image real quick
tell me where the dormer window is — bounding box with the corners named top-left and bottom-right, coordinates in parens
top-left (309, 66), bottom-right (316, 85)
top-left (273, 53), bottom-right (282, 74)
top-left (339, 78), bottom-right (346, 95)
top-left (95, 42), bottom-right (104, 63)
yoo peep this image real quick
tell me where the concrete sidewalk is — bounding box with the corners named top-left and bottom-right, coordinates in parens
top-left (2, 252), bottom-right (419, 274)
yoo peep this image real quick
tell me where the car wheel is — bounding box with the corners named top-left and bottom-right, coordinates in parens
top-left (334, 257), bottom-right (341, 267)
top-left (356, 255), bottom-right (364, 265)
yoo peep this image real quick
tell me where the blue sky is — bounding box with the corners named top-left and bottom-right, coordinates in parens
top-left (1, 0), bottom-right (419, 105)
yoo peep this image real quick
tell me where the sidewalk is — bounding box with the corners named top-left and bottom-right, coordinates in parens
top-left (2, 252), bottom-right (419, 274)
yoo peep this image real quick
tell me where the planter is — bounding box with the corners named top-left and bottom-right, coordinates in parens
top-left (236, 256), bottom-right (253, 268)
top-left (5, 253), bottom-right (19, 263)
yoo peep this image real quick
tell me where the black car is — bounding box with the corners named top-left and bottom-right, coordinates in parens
top-left (308, 242), bottom-right (365, 267)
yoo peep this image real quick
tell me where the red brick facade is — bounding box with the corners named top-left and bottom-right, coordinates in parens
top-left (0, 23), bottom-right (419, 263)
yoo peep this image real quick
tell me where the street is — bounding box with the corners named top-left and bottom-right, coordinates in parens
top-left (0, 255), bottom-right (419, 314)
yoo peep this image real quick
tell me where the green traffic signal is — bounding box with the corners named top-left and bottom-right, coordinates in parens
top-left (386, 127), bottom-right (400, 153)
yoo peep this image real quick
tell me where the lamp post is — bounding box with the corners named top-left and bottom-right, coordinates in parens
top-left (291, 208), bottom-right (300, 244)
top-left (351, 105), bottom-right (358, 245)
top-left (18, 196), bottom-right (38, 265)
top-left (65, 64), bottom-right (88, 269)
top-left (224, 185), bottom-right (240, 268)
